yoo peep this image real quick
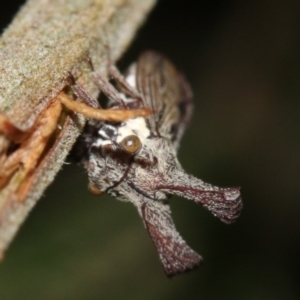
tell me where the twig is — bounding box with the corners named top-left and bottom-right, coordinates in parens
top-left (0, 0), bottom-right (156, 259)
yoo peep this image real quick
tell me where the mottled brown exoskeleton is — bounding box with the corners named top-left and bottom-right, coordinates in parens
top-left (73, 51), bottom-right (242, 277)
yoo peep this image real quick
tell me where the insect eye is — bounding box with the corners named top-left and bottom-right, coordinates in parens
top-left (120, 135), bottom-right (142, 154)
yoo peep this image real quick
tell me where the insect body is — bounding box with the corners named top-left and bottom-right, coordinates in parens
top-left (74, 51), bottom-right (242, 277)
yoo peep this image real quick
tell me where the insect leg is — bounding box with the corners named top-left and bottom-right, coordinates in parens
top-left (147, 153), bottom-right (242, 225)
top-left (109, 64), bottom-right (143, 101)
top-left (68, 72), bottom-right (100, 108)
top-left (93, 71), bottom-right (128, 108)
top-left (140, 200), bottom-right (202, 277)
top-left (157, 171), bottom-right (242, 224)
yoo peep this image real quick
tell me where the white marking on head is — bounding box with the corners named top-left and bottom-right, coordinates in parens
top-left (117, 117), bottom-right (150, 144)
top-left (93, 139), bottom-right (112, 148)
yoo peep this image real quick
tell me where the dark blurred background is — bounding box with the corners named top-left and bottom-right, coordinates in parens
top-left (1, 0), bottom-right (300, 299)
